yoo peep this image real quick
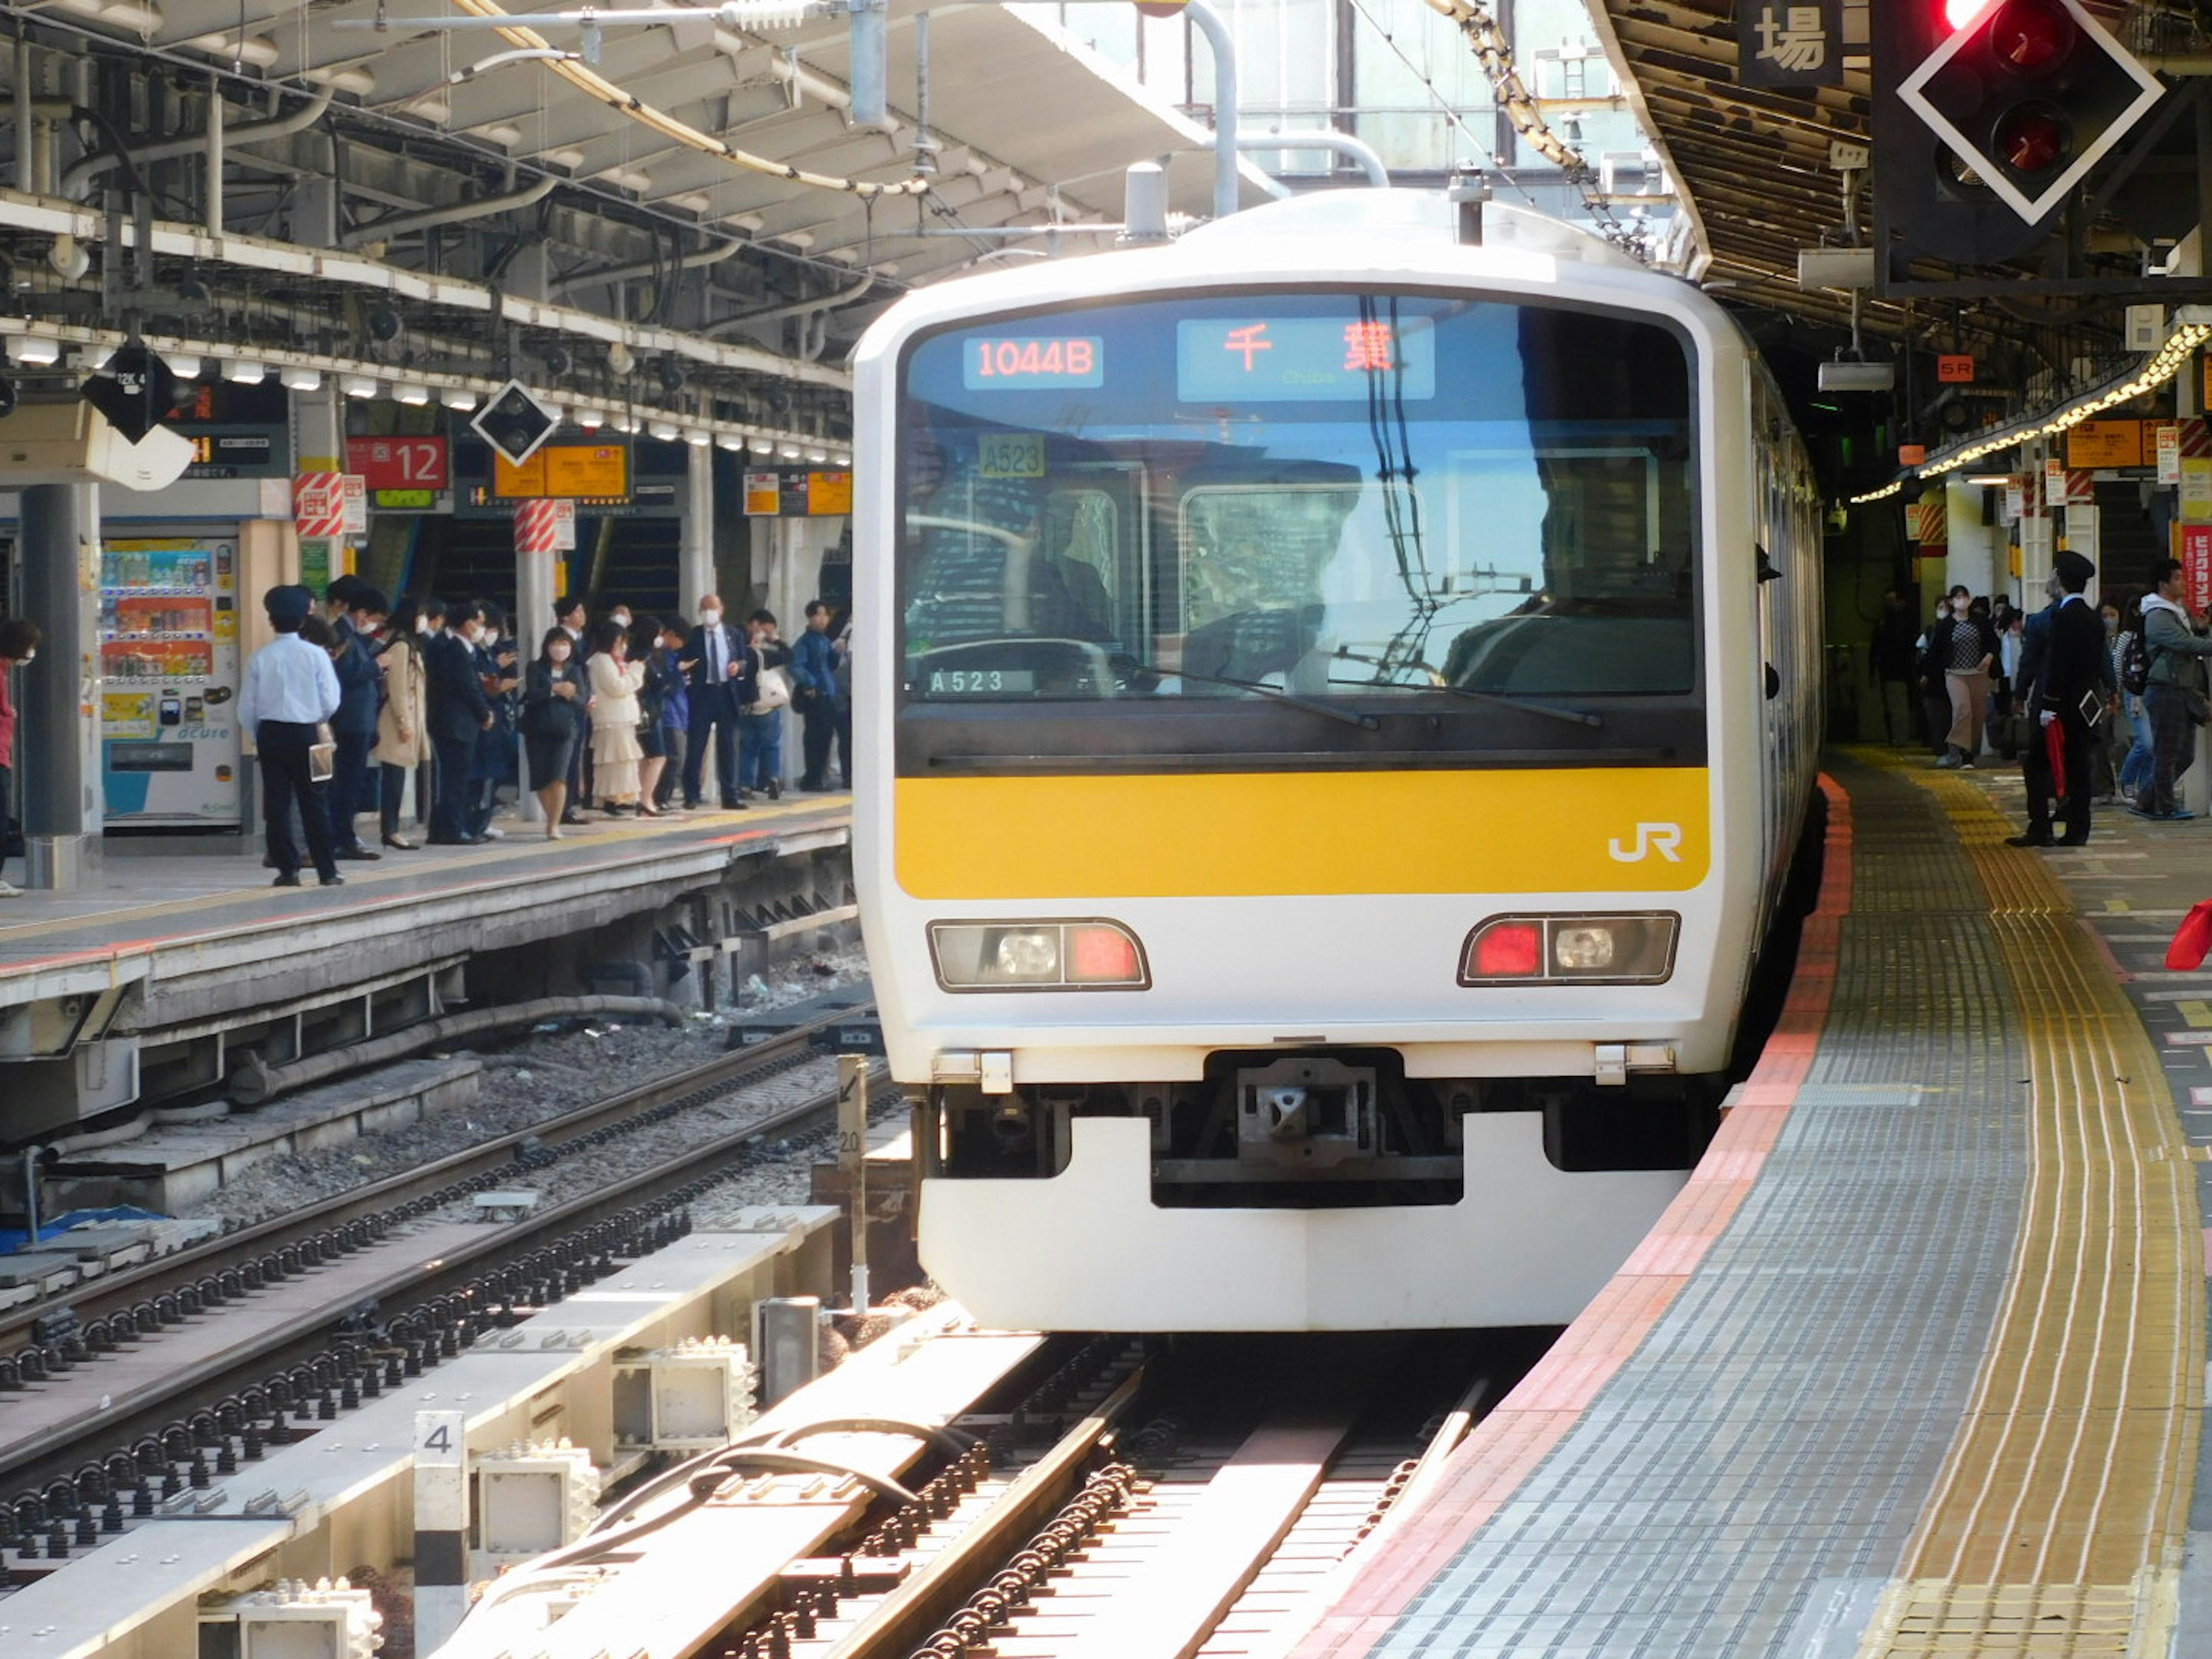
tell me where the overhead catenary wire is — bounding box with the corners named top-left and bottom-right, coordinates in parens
top-left (1411, 0), bottom-right (1646, 253)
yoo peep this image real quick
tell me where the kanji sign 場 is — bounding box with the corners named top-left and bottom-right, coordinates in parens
top-left (1737, 1), bottom-right (1841, 90)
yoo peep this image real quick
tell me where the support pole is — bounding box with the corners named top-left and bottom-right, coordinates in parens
top-left (1184, 0), bottom-right (1241, 222)
top-left (838, 1053), bottom-right (870, 1315)
top-left (679, 441), bottom-right (715, 615)
top-left (19, 484), bottom-right (98, 889)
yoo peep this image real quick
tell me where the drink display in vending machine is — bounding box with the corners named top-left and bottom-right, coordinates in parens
top-left (100, 535), bottom-right (244, 825)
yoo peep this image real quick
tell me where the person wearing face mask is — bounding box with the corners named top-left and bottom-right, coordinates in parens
top-left (555, 595), bottom-right (592, 824)
top-left (424, 599), bottom-right (494, 845)
top-left (467, 602), bottom-right (520, 840)
top-left (327, 585), bottom-right (389, 862)
top-left (372, 597), bottom-right (433, 849)
top-left (522, 626), bottom-right (590, 838)
top-left (681, 594), bottom-right (748, 810)
top-left (0, 617), bottom-right (43, 898)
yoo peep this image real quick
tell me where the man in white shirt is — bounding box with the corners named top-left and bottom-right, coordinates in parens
top-left (240, 584), bottom-right (343, 887)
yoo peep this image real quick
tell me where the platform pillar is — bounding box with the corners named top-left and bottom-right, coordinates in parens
top-left (679, 443), bottom-right (714, 616)
top-left (18, 482), bottom-right (100, 889)
top-left (514, 505), bottom-right (559, 825)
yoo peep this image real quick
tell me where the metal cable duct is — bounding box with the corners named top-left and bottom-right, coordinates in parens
top-left (60, 85), bottom-right (335, 202)
top-left (339, 174), bottom-right (559, 249)
top-left (225, 994), bottom-right (687, 1106)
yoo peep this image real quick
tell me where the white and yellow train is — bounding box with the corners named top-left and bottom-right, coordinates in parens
top-left (851, 190), bottom-right (1822, 1331)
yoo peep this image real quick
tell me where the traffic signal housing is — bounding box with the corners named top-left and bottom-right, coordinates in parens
top-left (1873, 0), bottom-right (2166, 267)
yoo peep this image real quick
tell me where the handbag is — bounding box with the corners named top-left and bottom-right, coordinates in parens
top-left (2186, 688), bottom-right (2211, 727)
top-left (748, 665), bottom-right (793, 715)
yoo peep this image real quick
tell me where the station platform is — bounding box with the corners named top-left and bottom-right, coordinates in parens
top-left (1290, 751), bottom-right (2212, 1659)
top-left (0, 794), bottom-right (855, 1138)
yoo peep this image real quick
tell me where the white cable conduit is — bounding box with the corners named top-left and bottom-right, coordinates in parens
top-left (339, 173), bottom-right (559, 249)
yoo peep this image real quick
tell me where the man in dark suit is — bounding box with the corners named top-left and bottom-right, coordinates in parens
top-left (681, 592), bottom-right (751, 810)
top-left (423, 597), bottom-right (494, 844)
top-left (2009, 550), bottom-right (2110, 848)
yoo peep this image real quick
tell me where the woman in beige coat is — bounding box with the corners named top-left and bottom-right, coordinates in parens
top-left (586, 619), bottom-right (649, 813)
top-left (370, 597), bottom-right (430, 849)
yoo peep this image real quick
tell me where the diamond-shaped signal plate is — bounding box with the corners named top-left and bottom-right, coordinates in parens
top-left (471, 378), bottom-right (559, 469)
top-left (1897, 0), bottom-right (2165, 225)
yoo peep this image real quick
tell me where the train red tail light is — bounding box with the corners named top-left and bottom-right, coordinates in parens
top-left (1460, 914), bottom-right (1681, 986)
top-left (929, 919), bottom-right (1151, 991)
top-left (1471, 922), bottom-right (1543, 978)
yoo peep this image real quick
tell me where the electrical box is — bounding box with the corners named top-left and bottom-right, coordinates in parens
top-left (199, 1578), bottom-right (381, 1659)
top-left (474, 1439), bottom-right (601, 1572)
top-left (613, 1336), bottom-right (756, 1450)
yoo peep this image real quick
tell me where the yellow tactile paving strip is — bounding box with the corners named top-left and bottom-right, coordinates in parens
top-left (1855, 766), bottom-right (2203, 1658)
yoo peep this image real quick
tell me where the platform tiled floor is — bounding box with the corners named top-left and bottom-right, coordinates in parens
top-left (1297, 749), bottom-right (2206, 1659)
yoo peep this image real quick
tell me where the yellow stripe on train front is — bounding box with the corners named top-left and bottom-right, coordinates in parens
top-left (895, 768), bottom-right (1712, 899)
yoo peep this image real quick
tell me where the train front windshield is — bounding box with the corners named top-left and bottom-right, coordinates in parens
top-left (895, 288), bottom-right (1700, 761)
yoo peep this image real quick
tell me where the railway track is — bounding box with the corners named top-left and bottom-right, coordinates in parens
top-left (695, 1332), bottom-right (1539, 1659)
top-left (0, 1009), bottom-right (887, 1559)
top-left (1, 1005), bottom-right (866, 1366)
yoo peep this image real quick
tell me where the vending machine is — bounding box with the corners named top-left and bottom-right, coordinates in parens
top-left (100, 533), bottom-right (245, 825)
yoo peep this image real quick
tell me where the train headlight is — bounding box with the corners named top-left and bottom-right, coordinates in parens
top-left (1552, 926), bottom-right (1617, 971)
top-left (930, 919), bottom-right (1151, 992)
top-left (1460, 914), bottom-right (1678, 986)
top-left (995, 929), bottom-right (1060, 979)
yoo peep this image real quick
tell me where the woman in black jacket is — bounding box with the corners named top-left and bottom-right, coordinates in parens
top-left (521, 627), bottom-right (590, 838)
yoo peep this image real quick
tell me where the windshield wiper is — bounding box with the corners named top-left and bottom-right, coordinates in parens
top-left (1331, 647), bottom-right (1603, 729)
top-left (1110, 654), bottom-right (1381, 731)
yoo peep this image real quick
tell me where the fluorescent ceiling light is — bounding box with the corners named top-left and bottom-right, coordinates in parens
top-left (15, 335), bottom-right (61, 366)
top-left (441, 388), bottom-right (479, 411)
top-left (715, 431), bottom-right (746, 450)
top-left (164, 351), bottom-right (203, 378)
top-left (225, 358), bottom-right (267, 384)
top-left (281, 365), bottom-right (323, 391)
top-left (684, 428), bottom-right (711, 447)
top-left (574, 408), bottom-right (606, 430)
top-left (343, 374), bottom-right (380, 399)
top-left (649, 419), bottom-right (681, 442)
top-left (545, 147), bottom-right (587, 171)
top-left (476, 124), bottom-right (524, 148)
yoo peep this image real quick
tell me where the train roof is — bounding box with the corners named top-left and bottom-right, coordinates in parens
top-left (1177, 188), bottom-right (1651, 274)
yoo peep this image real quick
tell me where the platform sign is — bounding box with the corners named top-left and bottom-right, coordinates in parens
top-left (2182, 457), bottom-right (2212, 521)
top-left (1937, 354), bottom-right (1975, 384)
top-left (807, 471), bottom-right (854, 516)
top-left (552, 498), bottom-right (577, 550)
top-left (2066, 420), bottom-right (2142, 468)
top-left (2045, 458), bottom-right (2066, 505)
top-left (493, 443), bottom-right (629, 501)
top-left (346, 435), bottom-right (449, 492)
top-left (341, 474), bottom-right (368, 535)
top-left (744, 471), bottom-right (781, 515)
top-left (2158, 423), bottom-right (2183, 485)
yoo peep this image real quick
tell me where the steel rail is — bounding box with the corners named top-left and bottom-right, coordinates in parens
top-left (1, 1003), bottom-right (868, 1353)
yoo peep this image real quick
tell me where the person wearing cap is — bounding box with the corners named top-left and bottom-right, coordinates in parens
top-left (2009, 550), bottom-right (2110, 847)
top-left (327, 584), bottom-right (388, 862)
top-left (239, 585), bottom-right (344, 888)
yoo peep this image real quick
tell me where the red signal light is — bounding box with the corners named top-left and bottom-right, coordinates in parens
top-left (1989, 0), bottom-right (2074, 74)
top-left (1994, 104), bottom-right (2067, 173)
top-left (1944, 0), bottom-right (1995, 28)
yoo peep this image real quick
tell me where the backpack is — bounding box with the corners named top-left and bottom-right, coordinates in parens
top-left (2119, 628), bottom-right (2150, 697)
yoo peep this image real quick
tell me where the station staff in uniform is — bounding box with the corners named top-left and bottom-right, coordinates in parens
top-left (239, 584), bottom-right (343, 888)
